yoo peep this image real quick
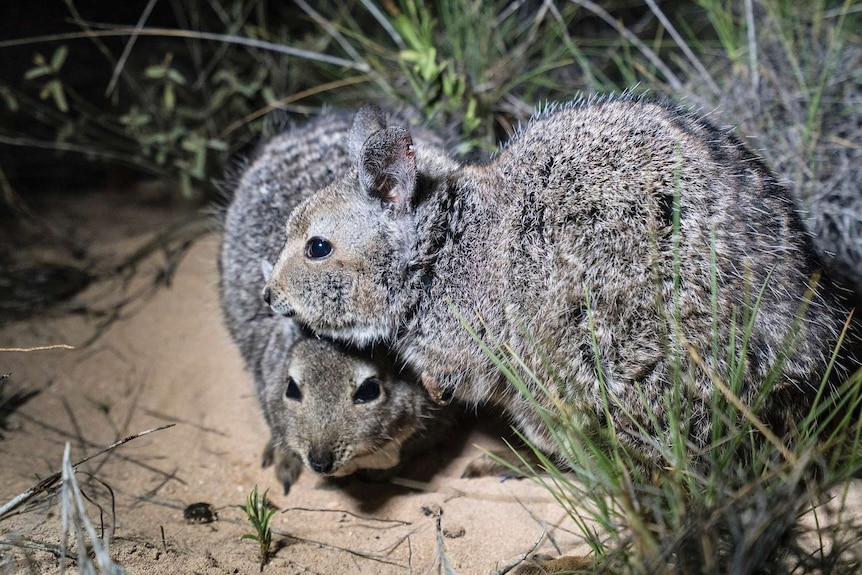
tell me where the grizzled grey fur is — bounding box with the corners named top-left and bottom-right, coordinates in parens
top-left (219, 110), bottom-right (452, 493)
top-left (266, 96), bottom-right (858, 462)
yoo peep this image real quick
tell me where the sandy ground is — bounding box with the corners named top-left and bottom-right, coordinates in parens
top-left (0, 192), bottom-right (587, 574)
top-left (2, 191), bottom-right (861, 574)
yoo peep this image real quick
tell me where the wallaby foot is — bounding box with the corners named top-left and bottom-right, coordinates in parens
top-left (461, 448), bottom-right (541, 480)
top-left (262, 439), bottom-right (303, 495)
top-left (513, 554), bottom-right (593, 574)
top-left (421, 372), bottom-right (453, 405)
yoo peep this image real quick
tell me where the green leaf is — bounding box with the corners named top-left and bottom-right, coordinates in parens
top-left (207, 139), bottom-right (228, 151)
top-left (0, 87), bottom-right (19, 112)
top-left (166, 68), bottom-right (186, 85)
top-left (24, 67), bottom-right (49, 81)
top-left (144, 66), bottom-right (166, 80)
top-left (163, 83), bottom-right (175, 112)
top-left (50, 45), bottom-right (68, 71)
top-left (50, 80), bottom-right (69, 113)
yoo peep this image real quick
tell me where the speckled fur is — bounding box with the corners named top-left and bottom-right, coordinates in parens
top-left (266, 96), bottom-right (858, 462)
top-left (219, 110), bottom-right (453, 492)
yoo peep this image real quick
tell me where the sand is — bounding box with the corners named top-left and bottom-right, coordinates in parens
top-left (0, 192), bottom-right (586, 574)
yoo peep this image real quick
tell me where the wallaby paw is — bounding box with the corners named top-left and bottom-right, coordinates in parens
top-left (421, 372), bottom-right (453, 405)
top-left (461, 449), bottom-right (536, 480)
top-left (513, 554), bottom-right (593, 574)
top-left (261, 440), bottom-right (303, 495)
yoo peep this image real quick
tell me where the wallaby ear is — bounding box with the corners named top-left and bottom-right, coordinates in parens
top-left (348, 104), bottom-right (387, 161)
top-left (359, 126), bottom-right (416, 208)
top-left (260, 259), bottom-right (274, 282)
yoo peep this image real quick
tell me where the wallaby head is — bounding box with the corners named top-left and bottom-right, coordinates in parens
top-left (265, 105), bottom-right (425, 345)
top-left (260, 326), bottom-right (428, 478)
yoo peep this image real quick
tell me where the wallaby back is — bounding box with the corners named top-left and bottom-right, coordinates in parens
top-left (266, 96), bottom-right (859, 462)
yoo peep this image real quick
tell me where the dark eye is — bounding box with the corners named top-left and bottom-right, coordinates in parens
top-left (353, 377), bottom-right (382, 404)
top-left (305, 237), bottom-right (333, 260)
top-left (285, 377), bottom-right (302, 401)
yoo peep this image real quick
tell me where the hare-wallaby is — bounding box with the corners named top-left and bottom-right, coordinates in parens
top-left (219, 110), bottom-right (452, 492)
top-left (260, 328), bottom-right (450, 482)
top-left (265, 96), bottom-right (858, 461)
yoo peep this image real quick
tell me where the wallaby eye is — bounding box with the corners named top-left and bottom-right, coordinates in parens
top-left (285, 377), bottom-right (302, 401)
top-left (353, 377), bottom-right (382, 404)
top-left (305, 237), bottom-right (333, 260)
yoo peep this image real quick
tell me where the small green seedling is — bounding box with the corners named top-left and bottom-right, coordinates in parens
top-left (242, 484), bottom-right (276, 572)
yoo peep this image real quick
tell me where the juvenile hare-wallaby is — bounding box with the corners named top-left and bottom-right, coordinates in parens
top-left (220, 110), bottom-right (452, 493)
top-left (266, 96), bottom-right (857, 461)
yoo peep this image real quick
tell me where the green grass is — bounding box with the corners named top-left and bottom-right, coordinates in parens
top-left (241, 484), bottom-right (276, 572)
top-left (475, 304), bottom-right (861, 573)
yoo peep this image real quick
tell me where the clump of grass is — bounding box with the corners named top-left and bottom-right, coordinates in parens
top-left (476, 277), bottom-right (862, 574)
top-left (59, 443), bottom-right (127, 575)
top-left (242, 484), bottom-right (276, 572)
top-left (677, 1), bottom-right (862, 296)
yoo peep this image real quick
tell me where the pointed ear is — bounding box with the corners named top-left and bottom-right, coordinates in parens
top-left (348, 104), bottom-right (387, 161)
top-left (260, 259), bottom-right (274, 282)
top-left (359, 126), bottom-right (416, 209)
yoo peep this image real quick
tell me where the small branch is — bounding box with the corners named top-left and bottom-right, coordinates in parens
top-left (104, 0), bottom-right (159, 97)
top-left (744, 0), bottom-right (760, 99)
top-left (570, 0), bottom-right (683, 91)
top-left (0, 344), bottom-right (75, 352)
top-left (686, 344), bottom-right (797, 464)
top-left (0, 28), bottom-right (370, 72)
top-left (489, 531), bottom-right (545, 575)
top-left (643, 0), bottom-right (719, 94)
top-left (0, 424), bottom-right (175, 520)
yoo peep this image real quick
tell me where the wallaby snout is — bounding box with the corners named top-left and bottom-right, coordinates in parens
top-left (263, 281), bottom-right (296, 317)
top-left (307, 449), bottom-right (335, 474)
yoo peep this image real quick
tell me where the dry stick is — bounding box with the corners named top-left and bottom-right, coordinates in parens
top-left (0, 28), bottom-right (370, 72)
top-left (104, 0), bottom-right (159, 97)
top-left (390, 476), bottom-right (555, 505)
top-left (0, 539), bottom-right (78, 560)
top-left (570, 0), bottom-right (683, 92)
top-left (643, 0), bottom-right (720, 95)
top-left (219, 74), bottom-right (373, 138)
top-left (433, 509), bottom-right (458, 575)
top-left (282, 507), bottom-right (411, 527)
top-left (0, 134), bottom-right (167, 176)
top-left (686, 344), bottom-right (797, 464)
top-left (0, 345), bottom-right (75, 352)
top-left (14, 411), bottom-right (184, 488)
top-left (744, 0), bottom-right (760, 99)
top-left (293, 0), bottom-right (369, 69)
top-left (489, 531), bottom-right (545, 575)
top-left (358, 0), bottom-right (406, 49)
top-left (0, 424), bottom-right (175, 520)
top-left (270, 530), bottom-right (406, 569)
top-left (62, 0), bottom-right (148, 106)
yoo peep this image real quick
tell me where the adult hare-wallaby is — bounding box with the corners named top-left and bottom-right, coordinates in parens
top-left (220, 110), bottom-right (452, 492)
top-left (265, 96), bottom-right (858, 461)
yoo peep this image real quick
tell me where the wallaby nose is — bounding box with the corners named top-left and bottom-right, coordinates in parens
top-left (307, 450), bottom-right (335, 474)
top-left (261, 284), bottom-right (296, 317)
